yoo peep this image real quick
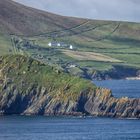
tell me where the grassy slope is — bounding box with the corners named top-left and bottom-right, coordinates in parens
top-left (0, 0), bottom-right (86, 36)
top-left (0, 55), bottom-right (96, 100)
top-left (0, 33), bottom-right (13, 55)
top-left (0, 0), bottom-right (140, 72)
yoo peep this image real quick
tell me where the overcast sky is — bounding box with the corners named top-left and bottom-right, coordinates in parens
top-left (13, 0), bottom-right (140, 22)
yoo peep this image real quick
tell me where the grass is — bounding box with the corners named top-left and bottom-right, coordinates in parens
top-left (0, 34), bottom-right (13, 55)
top-left (77, 61), bottom-right (114, 71)
top-left (61, 49), bottom-right (122, 62)
top-left (0, 55), bottom-right (96, 100)
top-left (0, 0), bottom-right (140, 73)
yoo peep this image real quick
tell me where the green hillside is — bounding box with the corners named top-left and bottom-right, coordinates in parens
top-left (0, 0), bottom-right (140, 79)
top-left (0, 55), bottom-right (95, 100)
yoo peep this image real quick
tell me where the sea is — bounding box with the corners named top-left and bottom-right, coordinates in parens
top-left (0, 80), bottom-right (140, 140)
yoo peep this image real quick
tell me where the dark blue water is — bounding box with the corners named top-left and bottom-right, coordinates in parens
top-left (0, 80), bottom-right (140, 140)
top-left (94, 80), bottom-right (140, 98)
top-left (0, 116), bottom-right (140, 140)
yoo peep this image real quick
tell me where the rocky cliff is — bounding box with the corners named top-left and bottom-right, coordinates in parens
top-left (91, 65), bottom-right (140, 80)
top-left (0, 55), bottom-right (139, 118)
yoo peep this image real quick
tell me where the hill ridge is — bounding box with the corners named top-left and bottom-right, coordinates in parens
top-left (0, 0), bottom-right (140, 80)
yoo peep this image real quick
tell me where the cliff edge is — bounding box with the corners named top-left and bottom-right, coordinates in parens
top-left (0, 55), bottom-right (139, 118)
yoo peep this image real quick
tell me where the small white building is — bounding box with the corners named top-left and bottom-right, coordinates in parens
top-left (67, 63), bottom-right (77, 68)
top-left (57, 43), bottom-right (61, 47)
top-left (48, 42), bottom-right (58, 47)
top-left (69, 64), bottom-right (76, 68)
top-left (48, 42), bottom-right (52, 47)
top-left (48, 42), bottom-right (74, 49)
top-left (69, 45), bottom-right (73, 50)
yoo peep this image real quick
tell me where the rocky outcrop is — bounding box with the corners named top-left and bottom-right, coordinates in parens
top-left (92, 65), bottom-right (140, 80)
top-left (0, 55), bottom-right (139, 118)
top-left (84, 89), bottom-right (140, 118)
top-left (0, 85), bottom-right (139, 118)
top-left (69, 65), bottom-right (140, 81)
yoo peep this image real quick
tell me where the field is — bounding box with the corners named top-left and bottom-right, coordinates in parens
top-left (0, 34), bottom-right (13, 55)
top-left (27, 21), bottom-right (140, 72)
top-left (0, 0), bottom-right (140, 78)
top-left (61, 49), bottom-right (122, 62)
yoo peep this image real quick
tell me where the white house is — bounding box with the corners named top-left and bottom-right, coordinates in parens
top-left (57, 43), bottom-right (61, 47)
top-left (48, 42), bottom-right (52, 47)
top-left (69, 64), bottom-right (76, 68)
top-left (48, 42), bottom-right (58, 47)
top-left (69, 45), bottom-right (73, 50)
top-left (48, 42), bottom-right (74, 49)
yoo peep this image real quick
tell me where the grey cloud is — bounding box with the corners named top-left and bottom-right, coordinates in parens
top-left (13, 0), bottom-right (140, 22)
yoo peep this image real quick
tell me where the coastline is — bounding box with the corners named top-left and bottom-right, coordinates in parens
top-left (125, 77), bottom-right (140, 80)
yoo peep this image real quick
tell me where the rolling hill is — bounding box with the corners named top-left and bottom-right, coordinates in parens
top-left (1, 0), bottom-right (140, 79)
top-left (0, 0), bottom-right (86, 35)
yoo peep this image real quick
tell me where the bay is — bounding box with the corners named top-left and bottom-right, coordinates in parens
top-left (0, 116), bottom-right (140, 140)
top-left (94, 80), bottom-right (140, 98)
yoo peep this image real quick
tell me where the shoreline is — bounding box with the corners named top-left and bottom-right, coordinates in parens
top-left (125, 77), bottom-right (140, 80)
top-left (0, 114), bottom-right (139, 120)
top-left (93, 77), bottom-right (140, 81)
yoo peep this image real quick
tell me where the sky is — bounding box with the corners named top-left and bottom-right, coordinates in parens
top-left (13, 0), bottom-right (140, 22)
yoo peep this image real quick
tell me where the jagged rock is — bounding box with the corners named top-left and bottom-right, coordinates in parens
top-left (0, 55), bottom-right (139, 118)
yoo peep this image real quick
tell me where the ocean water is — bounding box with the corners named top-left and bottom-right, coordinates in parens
top-left (0, 116), bottom-right (140, 140)
top-left (94, 80), bottom-right (140, 98)
top-left (0, 80), bottom-right (140, 140)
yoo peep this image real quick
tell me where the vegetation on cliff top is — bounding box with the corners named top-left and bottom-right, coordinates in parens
top-left (0, 55), bottom-right (96, 100)
top-left (0, 55), bottom-right (139, 118)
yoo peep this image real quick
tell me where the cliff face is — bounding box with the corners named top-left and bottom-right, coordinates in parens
top-left (0, 55), bottom-right (139, 118)
top-left (84, 89), bottom-right (140, 118)
top-left (92, 66), bottom-right (140, 80)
